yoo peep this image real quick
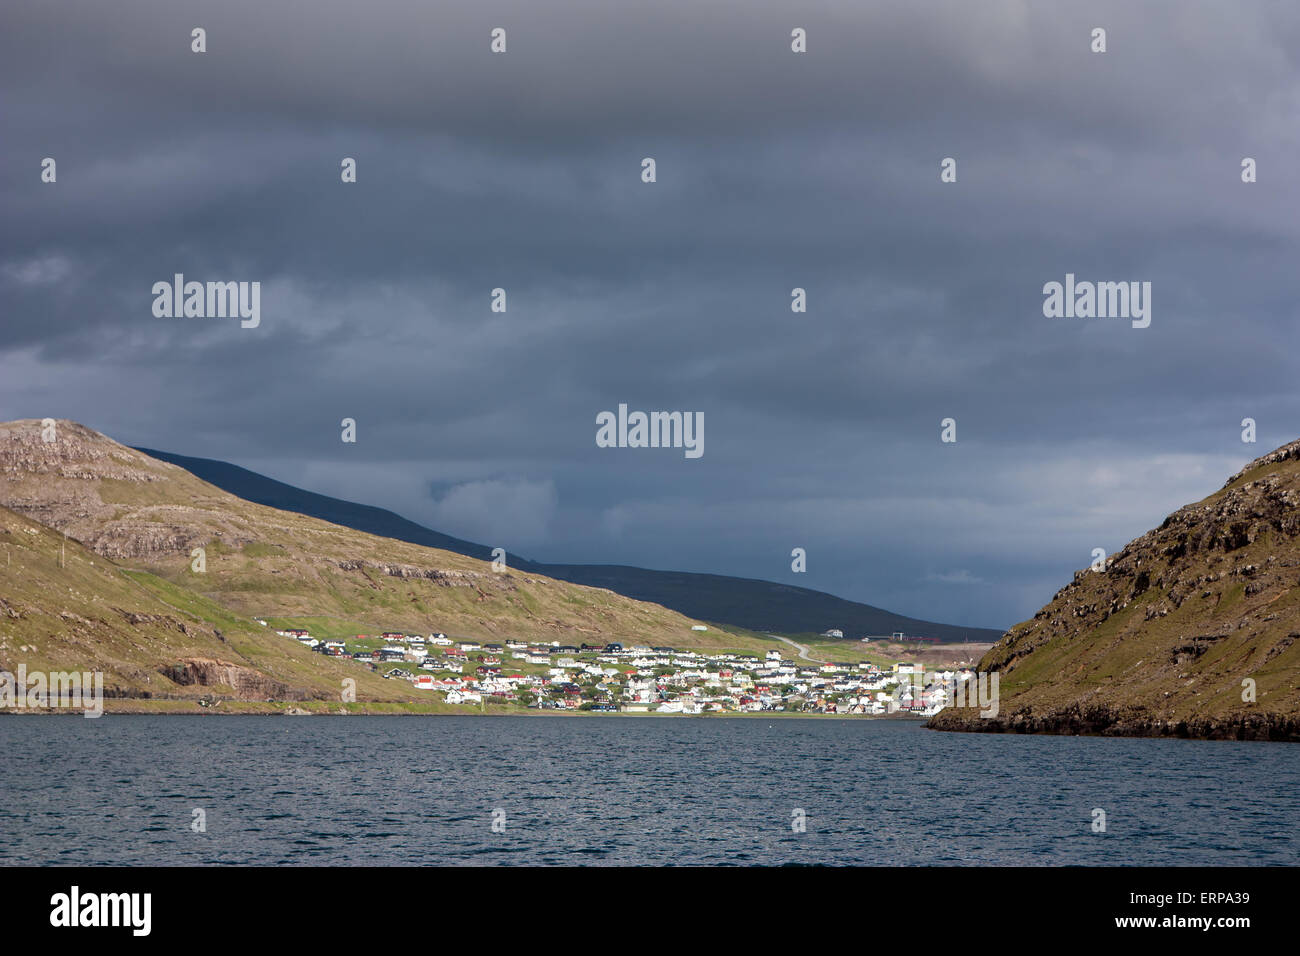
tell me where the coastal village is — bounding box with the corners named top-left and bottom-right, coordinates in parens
top-left (269, 623), bottom-right (973, 715)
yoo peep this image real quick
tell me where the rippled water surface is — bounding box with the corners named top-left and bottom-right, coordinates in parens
top-left (2, 715), bottom-right (1296, 865)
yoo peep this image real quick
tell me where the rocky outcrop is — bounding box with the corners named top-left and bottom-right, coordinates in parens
top-left (158, 658), bottom-right (312, 701)
top-left (0, 419), bottom-right (247, 558)
top-left (929, 439), bottom-right (1300, 741)
top-left (0, 420), bottom-right (167, 484)
top-left (928, 704), bottom-right (1300, 741)
top-left (336, 559), bottom-right (492, 587)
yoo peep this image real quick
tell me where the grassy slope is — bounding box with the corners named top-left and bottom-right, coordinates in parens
top-left (0, 504), bottom-right (425, 707)
top-left (931, 446), bottom-right (1300, 737)
top-left (0, 421), bottom-right (797, 714)
top-left (0, 420), bottom-right (767, 655)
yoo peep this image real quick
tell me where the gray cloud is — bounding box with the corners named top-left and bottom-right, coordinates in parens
top-left (3, 1), bottom-right (1299, 630)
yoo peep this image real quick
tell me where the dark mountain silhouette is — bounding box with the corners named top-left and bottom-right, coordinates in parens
top-left (136, 447), bottom-right (1003, 643)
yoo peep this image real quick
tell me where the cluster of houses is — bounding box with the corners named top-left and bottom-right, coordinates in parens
top-left (272, 626), bottom-right (970, 714)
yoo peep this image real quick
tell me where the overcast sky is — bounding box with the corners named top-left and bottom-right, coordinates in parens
top-left (3, 0), bottom-right (1298, 631)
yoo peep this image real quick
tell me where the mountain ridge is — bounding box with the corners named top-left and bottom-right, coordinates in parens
top-left (0, 420), bottom-right (738, 652)
top-left (134, 446), bottom-right (1002, 642)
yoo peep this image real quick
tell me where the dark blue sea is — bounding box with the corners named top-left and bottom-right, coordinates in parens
top-left (2, 716), bottom-right (1296, 865)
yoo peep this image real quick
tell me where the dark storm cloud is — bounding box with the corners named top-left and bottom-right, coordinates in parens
top-left (2, 0), bottom-right (1298, 630)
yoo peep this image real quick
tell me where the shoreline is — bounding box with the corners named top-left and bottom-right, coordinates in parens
top-left (0, 703), bottom-right (930, 720)
top-left (927, 708), bottom-right (1300, 742)
top-left (7, 706), bottom-right (1296, 741)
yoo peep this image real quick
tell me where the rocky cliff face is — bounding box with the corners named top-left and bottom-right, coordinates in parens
top-left (929, 439), bottom-right (1300, 741)
top-left (1, 419), bottom-right (244, 558)
top-left (159, 658), bottom-right (309, 701)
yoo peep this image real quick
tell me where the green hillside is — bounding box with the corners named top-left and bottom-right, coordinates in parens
top-left (0, 420), bottom-right (769, 673)
top-left (0, 502), bottom-right (421, 710)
